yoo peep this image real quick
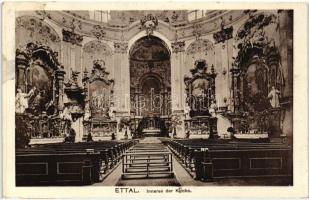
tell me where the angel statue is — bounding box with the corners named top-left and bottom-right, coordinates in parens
top-left (268, 86), bottom-right (280, 108)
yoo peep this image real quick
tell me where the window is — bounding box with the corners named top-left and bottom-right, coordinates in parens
top-left (187, 10), bottom-right (207, 21)
top-left (89, 11), bottom-right (111, 23)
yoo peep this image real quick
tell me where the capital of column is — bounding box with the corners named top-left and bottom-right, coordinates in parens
top-left (62, 29), bottom-right (83, 46)
top-left (56, 68), bottom-right (66, 80)
top-left (114, 42), bottom-right (128, 54)
top-left (16, 51), bottom-right (29, 67)
top-left (230, 63), bottom-right (241, 76)
top-left (171, 41), bottom-right (185, 54)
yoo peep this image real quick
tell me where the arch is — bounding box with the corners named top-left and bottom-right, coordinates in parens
top-left (185, 39), bottom-right (214, 55)
top-left (129, 35), bottom-right (170, 62)
top-left (128, 30), bottom-right (172, 55)
top-left (139, 72), bottom-right (165, 89)
top-left (83, 40), bottom-right (113, 55)
top-left (129, 33), bottom-right (172, 118)
top-left (17, 42), bottom-right (62, 71)
top-left (82, 40), bottom-right (114, 72)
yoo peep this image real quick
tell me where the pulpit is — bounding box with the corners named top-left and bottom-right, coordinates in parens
top-left (183, 59), bottom-right (218, 139)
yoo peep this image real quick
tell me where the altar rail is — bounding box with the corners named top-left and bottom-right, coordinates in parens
top-left (165, 139), bottom-right (292, 182)
top-left (122, 143), bottom-right (174, 179)
top-left (16, 140), bottom-right (137, 186)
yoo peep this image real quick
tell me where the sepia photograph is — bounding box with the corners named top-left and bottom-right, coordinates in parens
top-left (2, 2), bottom-right (308, 198)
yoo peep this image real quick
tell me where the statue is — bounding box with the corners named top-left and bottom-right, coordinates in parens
top-left (209, 100), bottom-right (218, 117)
top-left (45, 99), bottom-right (55, 115)
top-left (84, 102), bottom-right (91, 121)
top-left (15, 88), bottom-right (35, 114)
top-left (268, 86), bottom-right (280, 108)
top-left (30, 90), bottom-right (44, 114)
top-left (184, 102), bottom-right (191, 119)
top-left (108, 102), bottom-right (116, 120)
top-left (60, 107), bottom-right (72, 121)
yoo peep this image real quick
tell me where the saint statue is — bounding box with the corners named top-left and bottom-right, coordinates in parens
top-left (15, 87), bottom-right (36, 114)
top-left (108, 102), bottom-right (116, 120)
top-left (61, 107), bottom-right (72, 121)
top-left (184, 102), bottom-right (191, 119)
top-left (268, 86), bottom-right (280, 108)
top-left (209, 100), bottom-right (218, 117)
top-left (84, 102), bottom-right (91, 121)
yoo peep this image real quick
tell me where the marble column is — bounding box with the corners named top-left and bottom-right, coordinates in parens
top-left (216, 37), bottom-right (234, 111)
top-left (278, 10), bottom-right (293, 138)
top-left (56, 69), bottom-right (65, 112)
top-left (62, 42), bottom-right (71, 79)
top-left (279, 10), bottom-right (293, 98)
top-left (60, 40), bottom-right (64, 64)
top-left (230, 67), bottom-right (240, 113)
top-left (214, 44), bottom-right (223, 106)
top-left (16, 53), bottom-right (28, 92)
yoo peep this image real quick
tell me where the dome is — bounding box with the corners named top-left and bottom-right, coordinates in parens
top-left (61, 10), bottom-right (227, 27)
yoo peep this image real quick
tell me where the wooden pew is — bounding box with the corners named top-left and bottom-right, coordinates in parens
top-left (16, 152), bottom-right (101, 186)
top-left (16, 140), bottom-right (136, 186)
top-left (166, 139), bottom-right (292, 182)
top-left (192, 147), bottom-right (292, 182)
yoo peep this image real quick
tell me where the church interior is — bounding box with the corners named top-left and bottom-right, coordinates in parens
top-left (15, 10), bottom-right (293, 186)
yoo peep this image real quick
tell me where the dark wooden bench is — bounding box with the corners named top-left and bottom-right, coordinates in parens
top-left (16, 152), bottom-right (100, 186)
top-left (166, 139), bottom-right (292, 182)
top-left (16, 140), bottom-right (136, 186)
top-left (193, 147), bottom-right (292, 182)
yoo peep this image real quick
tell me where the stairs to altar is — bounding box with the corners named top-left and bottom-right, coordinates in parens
top-left (121, 142), bottom-right (174, 179)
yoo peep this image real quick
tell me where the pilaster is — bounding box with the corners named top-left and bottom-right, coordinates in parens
top-left (113, 42), bottom-right (130, 114)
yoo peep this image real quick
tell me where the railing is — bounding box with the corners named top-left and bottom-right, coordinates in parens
top-left (122, 145), bottom-right (173, 178)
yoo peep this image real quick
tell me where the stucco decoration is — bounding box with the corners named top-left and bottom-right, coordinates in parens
top-left (16, 16), bottom-right (61, 52)
top-left (91, 25), bottom-right (106, 40)
top-left (185, 39), bottom-right (215, 76)
top-left (114, 42), bottom-right (128, 54)
top-left (140, 14), bottom-right (158, 36)
top-left (83, 40), bottom-right (113, 73)
top-left (186, 39), bottom-right (214, 55)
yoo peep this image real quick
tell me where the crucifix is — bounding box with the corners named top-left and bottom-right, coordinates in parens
top-left (150, 87), bottom-right (154, 112)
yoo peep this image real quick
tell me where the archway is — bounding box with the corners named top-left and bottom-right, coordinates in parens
top-left (129, 36), bottom-right (171, 137)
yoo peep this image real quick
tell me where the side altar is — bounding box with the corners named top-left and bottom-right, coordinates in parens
top-left (15, 43), bottom-right (68, 146)
top-left (183, 59), bottom-right (218, 139)
top-left (82, 60), bottom-right (117, 140)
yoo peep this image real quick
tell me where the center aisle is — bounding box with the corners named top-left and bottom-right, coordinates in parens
top-left (93, 137), bottom-right (195, 186)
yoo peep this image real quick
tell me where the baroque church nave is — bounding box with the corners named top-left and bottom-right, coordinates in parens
top-left (14, 9), bottom-right (293, 186)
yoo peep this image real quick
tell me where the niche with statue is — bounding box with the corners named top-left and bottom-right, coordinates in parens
top-left (183, 59), bottom-right (218, 139)
top-left (82, 60), bottom-right (117, 139)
